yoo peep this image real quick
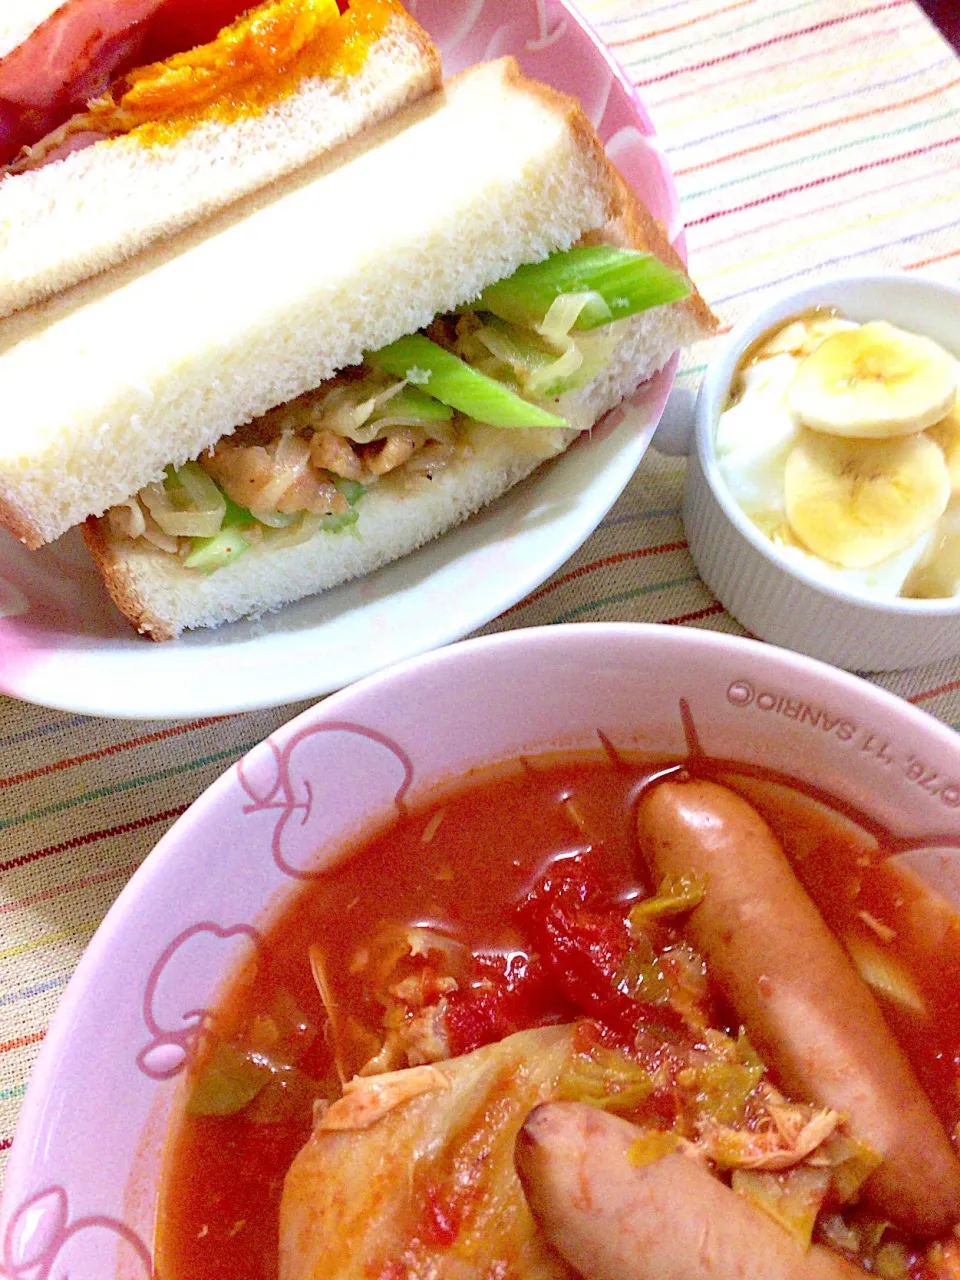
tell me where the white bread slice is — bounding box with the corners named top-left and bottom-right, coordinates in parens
top-left (83, 184), bottom-right (716, 641)
top-left (0, 58), bottom-right (622, 549)
top-left (0, 9), bottom-right (441, 320)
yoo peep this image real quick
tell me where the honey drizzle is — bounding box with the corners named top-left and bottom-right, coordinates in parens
top-left (724, 306), bottom-right (842, 409)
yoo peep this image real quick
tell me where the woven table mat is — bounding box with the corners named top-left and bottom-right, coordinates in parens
top-left (1, 0), bottom-right (959, 1181)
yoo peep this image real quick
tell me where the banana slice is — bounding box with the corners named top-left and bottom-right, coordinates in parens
top-left (788, 321), bottom-right (958, 439)
top-left (784, 429), bottom-right (950, 567)
top-left (927, 404), bottom-right (960, 495)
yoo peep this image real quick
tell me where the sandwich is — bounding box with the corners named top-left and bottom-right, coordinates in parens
top-left (0, 0), bottom-right (441, 317)
top-left (0, 57), bottom-right (715, 639)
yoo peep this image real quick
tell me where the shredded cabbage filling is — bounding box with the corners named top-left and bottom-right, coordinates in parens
top-left (104, 242), bottom-right (691, 572)
top-left (106, 304), bottom-right (618, 570)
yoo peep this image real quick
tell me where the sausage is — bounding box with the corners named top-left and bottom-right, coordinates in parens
top-left (635, 777), bottom-right (960, 1237)
top-left (516, 1102), bottom-right (865, 1280)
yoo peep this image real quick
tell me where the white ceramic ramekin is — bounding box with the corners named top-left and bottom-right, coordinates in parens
top-left (658, 273), bottom-right (960, 672)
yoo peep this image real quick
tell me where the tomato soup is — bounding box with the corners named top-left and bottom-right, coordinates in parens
top-left (154, 752), bottom-right (960, 1280)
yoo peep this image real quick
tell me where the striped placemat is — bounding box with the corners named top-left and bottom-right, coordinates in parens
top-left (2, 0), bottom-right (959, 1181)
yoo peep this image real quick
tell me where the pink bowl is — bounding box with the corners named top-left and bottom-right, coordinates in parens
top-left (0, 0), bottom-right (684, 719)
top-left (3, 623), bottom-right (960, 1277)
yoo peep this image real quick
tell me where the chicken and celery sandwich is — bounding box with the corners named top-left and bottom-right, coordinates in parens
top-left (0, 56), bottom-right (714, 638)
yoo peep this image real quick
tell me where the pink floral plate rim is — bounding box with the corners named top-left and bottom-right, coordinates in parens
top-left (0, 0), bottom-right (686, 720)
top-left (4, 623), bottom-right (960, 1278)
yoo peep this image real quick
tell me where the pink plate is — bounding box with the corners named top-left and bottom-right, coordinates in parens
top-left (0, 0), bottom-right (684, 720)
top-left (3, 624), bottom-right (960, 1276)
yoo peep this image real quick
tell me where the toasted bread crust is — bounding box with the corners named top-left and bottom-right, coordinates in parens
top-left (500, 58), bottom-right (622, 231)
top-left (0, 490), bottom-right (44, 549)
top-left (400, 8), bottom-right (443, 90)
top-left (82, 517), bottom-right (176, 641)
top-left (499, 64), bottom-right (715, 338)
top-left (619, 178), bottom-right (717, 336)
top-left (588, 169), bottom-right (717, 337)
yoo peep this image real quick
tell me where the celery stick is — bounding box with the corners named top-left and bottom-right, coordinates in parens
top-left (332, 478), bottom-right (366, 506)
top-left (163, 461), bottom-right (227, 523)
top-left (168, 468), bottom-right (257, 531)
top-left (320, 509), bottom-right (360, 534)
top-left (382, 386), bottom-right (453, 423)
top-left (478, 315), bottom-right (557, 373)
top-left (187, 1043), bottom-right (271, 1116)
top-left (184, 528), bottom-right (250, 572)
top-left (221, 493), bottom-right (258, 528)
top-left (220, 491), bottom-right (297, 531)
top-left (367, 335), bottom-right (566, 429)
top-left (476, 246), bottom-right (691, 331)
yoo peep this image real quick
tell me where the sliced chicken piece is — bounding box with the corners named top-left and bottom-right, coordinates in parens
top-left (365, 429), bottom-right (425, 476)
top-left (697, 1105), bottom-right (840, 1171)
top-left (309, 430), bottom-right (365, 482)
top-left (320, 1064), bottom-right (449, 1131)
top-left (280, 1025), bottom-right (577, 1280)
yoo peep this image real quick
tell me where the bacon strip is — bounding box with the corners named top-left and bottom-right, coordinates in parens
top-left (0, 0), bottom-right (249, 167)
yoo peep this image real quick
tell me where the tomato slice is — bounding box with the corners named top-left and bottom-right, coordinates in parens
top-left (518, 856), bottom-right (691, 1046)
